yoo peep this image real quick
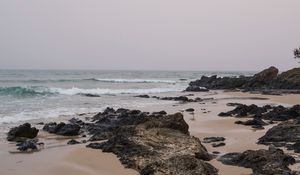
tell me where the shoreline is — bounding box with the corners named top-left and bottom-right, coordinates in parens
top-left (0, 90), bottom-right (299, 175)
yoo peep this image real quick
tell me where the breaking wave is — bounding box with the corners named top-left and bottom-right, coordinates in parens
top-left (0, 86), bottom-right (184, 96)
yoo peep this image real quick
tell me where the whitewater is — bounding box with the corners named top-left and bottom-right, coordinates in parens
top-left (0, 70), bottom-right (253, 129)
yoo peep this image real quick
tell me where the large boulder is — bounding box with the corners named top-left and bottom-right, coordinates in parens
top-left (86, 108), bottom-right (217, 175)
top-left (7, 123), bottom-right (39, 142)
top-left (218, 146), bottom-right (296, 175)
top-left (244, 66), bottom-right (279, 88)
top-left (271, 67), bottom-right (300, 89)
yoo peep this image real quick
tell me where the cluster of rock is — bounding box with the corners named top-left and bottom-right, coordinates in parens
top-left (219, 103), bottom-right (300, 154)
top-left (7, 108), bottom-right (218, 175)
top-left (202, 137), bottom-right (226, 148)
top-left (6, 123), bottom-right (43, 151)
top-left (85, 108), bottom-right (218, 175)
top-left (218, 146), bottom-right (297, 175)
top-left (135, 94), bottom-right (214, 103)
top-left (219, 103), bottom-right (300, 127)
top-left (186, 66), bottom-right (300, 92)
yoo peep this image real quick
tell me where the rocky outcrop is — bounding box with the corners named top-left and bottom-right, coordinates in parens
top-left (271, 67), bottom-right (300, 89)
top-left (186, 75), bottom-right (250, 90)
top-left (86, 108), bottom-right (218, 175)
top-left (186, 66), bottom-right (300, 92)
top-left (218, 146), bottom-right (297, 175)
top-left (258, 121), bottom-right (300, 148)
top-left (244, 66), bottom-right (279, 88)
top-left (220, 104), bottom-right (300, 152)
top-left (43, 122), bottom-right (80, 136)
top-left (7, 123), bottom-right (39, 142)
top-left (218, 104), bottom-right (268, 118)
top-left (218, 104), bottom-right (300, 122)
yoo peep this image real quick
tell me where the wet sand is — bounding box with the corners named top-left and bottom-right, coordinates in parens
top-left (0, 90), bottom-right (299, 175)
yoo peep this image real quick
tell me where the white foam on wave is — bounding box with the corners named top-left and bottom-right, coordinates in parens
top-left (49, 86), bottom-right (184, 96)
top-left (0, 99), bottom-right (176, 125)
top-left (93, 78), bottom-right (177, 83)
top-left (0, 107), bottom-right (105, 124)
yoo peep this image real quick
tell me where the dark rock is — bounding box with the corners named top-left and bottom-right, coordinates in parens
top-left (218, 146), bottom-right (296, 175)
top-left (86, 142), bottom-right (102, 149)
top-left (185, 108), bottom-right (195, 112)
top-left (67, 139), bottom-right (80, 145)
top-left (16, 139), bottom-right (39, 151)
top-left (7, 123), bottom-right (39, 142)
top-left (286, 141), bottom-right (300, 153)
top-left (203, 137), bottom-right (225, 143)
top-left (185, 67), bottom-right (300, 92)
top-left (219, 104), bottom-right (300, 122)
top-left (135, 94), bottom-right (150, 98)
top-left (160, 96), bottom-right (190, 102)
top-left (89, 132), bottom-right (112, 141)
top-left (226, 103), bottom-right (243, 107)
top-left (212, 151), bottom-right (220, 154)
top-left (43, 122), bottom-right (80, 136)
top-left (185, 85), bottom-right (209, 92)
top-left (218, 112), bottom-right (231, 117)
top-left (86, 108), bottom-right (215, 174)
top-left (258, 121), bottom-right (300, 144)
top-left (212, 142), bottom-right (225, 147)
top-left (186, 75), bottom-right (250, 90)
top-left (69, 118), bottom-right (84, 126)
top-left (235, 118), bottom-right (267, 127)
top-left (244, 66), bottom-right (279, 88)
top-left (80, 93), bottom-right (101, 97)
top-left (251, 125), bottom-right (265, 129)
top-left (152, 111), bottom-right (167, 115)
top-left (271, 67), bottom-right (300, 89)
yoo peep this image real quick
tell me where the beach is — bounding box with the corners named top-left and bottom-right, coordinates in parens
top-left (1, 90), bottom-right (299, 175)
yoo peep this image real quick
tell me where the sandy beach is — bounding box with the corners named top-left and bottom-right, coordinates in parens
top-left (1, 90), bottom-right (299, 175)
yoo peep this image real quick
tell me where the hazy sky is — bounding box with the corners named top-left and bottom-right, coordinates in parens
top-left (0, 0), bottom-right (300, 71)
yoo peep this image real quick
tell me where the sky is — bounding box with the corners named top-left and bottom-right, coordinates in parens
top-left (0, 0), bottom-right (300, 71)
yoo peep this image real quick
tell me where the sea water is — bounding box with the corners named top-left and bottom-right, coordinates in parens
top-left (0, 70), bottom-right (254, 132)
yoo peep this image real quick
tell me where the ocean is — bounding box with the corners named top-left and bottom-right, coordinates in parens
top-left (0, 70), bottom-right (254, 131)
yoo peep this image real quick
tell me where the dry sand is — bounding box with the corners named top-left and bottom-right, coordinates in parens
top-left (0, 90), bottom-right (299, 175)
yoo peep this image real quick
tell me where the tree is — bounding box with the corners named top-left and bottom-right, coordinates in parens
top-left (294, 47), bottom-right (300, 63)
